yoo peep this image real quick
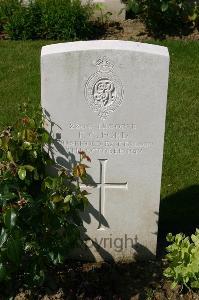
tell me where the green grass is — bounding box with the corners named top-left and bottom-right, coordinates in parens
top-left (158, 40), bottom-right (199, 235)
top-left (0, 40), bottom-right (52, 126)
top-left (160, 40), bottom-right (199, 196)
top-left (0, 40), bottom-right (198, 235)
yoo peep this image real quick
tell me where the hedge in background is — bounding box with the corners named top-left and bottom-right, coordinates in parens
top-left (126, 0), bottom-right (199, 35)
top-left (0, 0), bottom-right (94, 40)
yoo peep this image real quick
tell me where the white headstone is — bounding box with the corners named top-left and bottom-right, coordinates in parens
top-left (41, 40), bottom-right (169, 261)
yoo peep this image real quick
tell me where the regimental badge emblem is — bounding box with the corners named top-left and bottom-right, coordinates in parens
top-left (84, 56), bottom-right (124, 120)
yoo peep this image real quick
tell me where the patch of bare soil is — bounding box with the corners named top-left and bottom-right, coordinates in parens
top-left (2, 260), bottom-right (198, 300)
top-left (102, 19), bottom-right (199, 41)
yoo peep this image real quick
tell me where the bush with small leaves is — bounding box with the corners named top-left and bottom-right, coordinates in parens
top-left (125, 0), bottom-right (199, 35)
top-left (0, 0), bottom-right (94, 40)
top-left (0, 103), bottom-right (91, 287)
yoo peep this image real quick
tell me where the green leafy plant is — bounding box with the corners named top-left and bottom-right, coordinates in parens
top-left (164, 230), bottom-right (199, 289)
top-left (124, 0), bottom-right (142, 18)
top-left (0, 103), bottom-right (91, 287)
top-left (125, 0), bottom-right (199, 35)
top-left (94, 3), bottom-right (112, 24)
top-left (0, 0), bottom-right (94, 40)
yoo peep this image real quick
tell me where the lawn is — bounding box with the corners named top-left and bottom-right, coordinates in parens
top-left (0, 39), bottom-right (198, 237)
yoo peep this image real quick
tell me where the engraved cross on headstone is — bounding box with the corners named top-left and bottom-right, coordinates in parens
top-left (81, 159), bottom-right (128, 230)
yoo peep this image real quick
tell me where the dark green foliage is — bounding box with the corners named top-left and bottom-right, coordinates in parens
top-left (0, 103), bottom-right (90, 286)
top-left (126, 0), bottom-right (199, 35)
top-left (164, 230), bottom-right (199, 289)
top-left (0, 0), bottom-right (94, 40)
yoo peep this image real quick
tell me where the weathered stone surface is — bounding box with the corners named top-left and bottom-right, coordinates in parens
top-left (41, 40), bottom-right (169, 261)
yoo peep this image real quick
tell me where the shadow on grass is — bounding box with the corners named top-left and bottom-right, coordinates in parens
top-left (157, 185), bottom-right (199, 257)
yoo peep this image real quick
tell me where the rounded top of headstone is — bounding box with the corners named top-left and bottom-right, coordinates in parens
top-left (41, 40), bottom-right (169, 58)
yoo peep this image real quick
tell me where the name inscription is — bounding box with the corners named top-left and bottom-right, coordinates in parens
top-left (55, 122), bottom-right (153, 156)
